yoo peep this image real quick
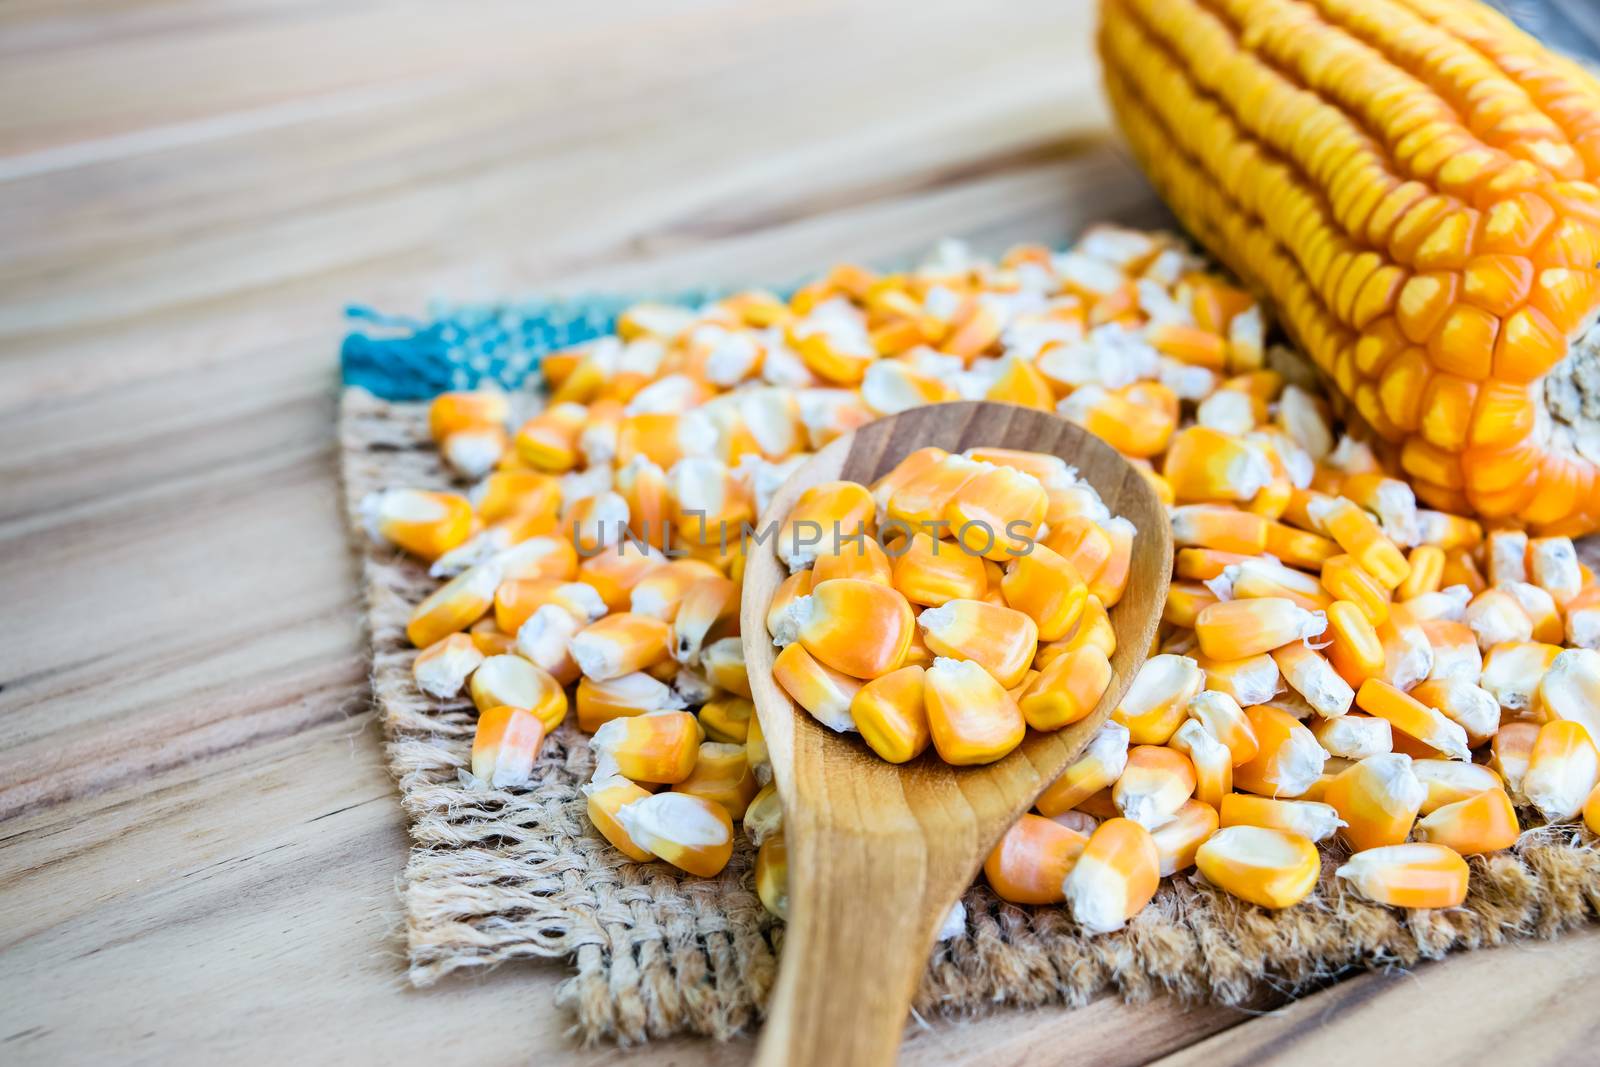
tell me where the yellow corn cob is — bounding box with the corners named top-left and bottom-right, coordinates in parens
top-left (1098, 0), bottom-right (1600, 535)
top-left (848, 665), bottom-right (931, 764)
top-left (1411, 759), bottom-right (1505, 815)
top-left (1186, 689), bottom-right (1261, 766)
top-left (1522, 719), bottom-right (1600, 821)
top-left (470, 705), bottom-right (546, 789)
top-left (412, 633), bottom-right (486, 700)
top-left (469, 654), bottom-right (568, 732)
top-left (1336, 844), bottom-right (1470, 910)
top-left (1019, 644), bottom-right (1114, 733)
top-left (772, 642), bottom-right (863, 733)
top-left (1196, 824), bottom-right (1324, 915)
top-left (613, 791), bottom-right (734, 878)
top-left (1219, 793), bottom-right (1345, 843)
top-left (1324, 752), bottom-right (1426, 852)
top-left (1147, 798), bottom-right (1219, 876)
top-left (582, 775), bottom-right (656, 861)
top-left (923, 657), bottom-right (1027, 765)
top-left (1414, 787), bottom-right (1520, 855)
top-left (983, 813), bottom-right (1090, 905)
top-left (1036, 722), bottom-right (1131, 817)
top-left (1063, 817), bottom-right (1161, 934)
top-left (1233, 704), bottom-right (1328, 798)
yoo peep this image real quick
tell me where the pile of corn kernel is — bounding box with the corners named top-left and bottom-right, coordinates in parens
top-left (765, 448), bottom-right (1122, 767)
top-left (366, 226), bottom-right (1600, 935)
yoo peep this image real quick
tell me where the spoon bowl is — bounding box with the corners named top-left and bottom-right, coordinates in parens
top-left (739, 401), bottom-right (1171, 1067)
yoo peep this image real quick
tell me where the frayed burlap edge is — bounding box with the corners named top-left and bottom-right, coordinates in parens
top-left (338, 386), bottom-right (1600, 1045)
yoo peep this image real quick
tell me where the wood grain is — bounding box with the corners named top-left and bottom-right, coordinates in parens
top-left (742, 402), bottom-right (1170, 1066)
top-left (0, 0), bottom-right (1594, 1064)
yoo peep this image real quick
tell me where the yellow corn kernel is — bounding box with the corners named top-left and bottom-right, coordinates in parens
top-left (362, 488), bottom-right (474, 561)
top-left (1149, 798), bottom-right (1219, 877)
top-left (917, 598), bottom-right (1039, 689)
top-left (1486, 530), bottom-right (1529, 587)
top-left (514, 402), bottom-right (587, 471)
top-left (1226, 558), bottom-right (1332, 613)
top-left (1169, 504), bottom-right (1270, 554)
top-left (469, 618), bottom-right (516, 658)
top-left (1311, 712), bottom-right (1392, 760)
top-left (924, 657), bottom-right (1026, 765)
top-left (885, 454), bottom-right (984, 530)
top-left (1186, 690), bottom-right (1261, 766)
top-left (765, 569), bottom-right (815, 640)
top-left (778, 480), bottom-right (876, 570)
top-left (1419, 619), bottom-right (1483, 683)
top-left (429, 389), bottom-right (509, 442)
top-left (1195, 597), bottom-right (1326, 661)
top-left (1163, 581), bottom-right (1219, 628)
top-left (1323, 600), bottom-right (1386, 688)
top-left (470, 705), bottom-right (546, 789)
top-left (1265, 521), bottom-right (1340, 570)
top-left (698, 694), bottom-right (755, 745)
top-left (699, 639), bottom-right (749, 700)
top-left (744, 712), bottom-right (771, 789)
top-left (755, 834), bottom-right (789, 918)
top-left (1587, 783), bottom-right (1600, 835)
top-left (1233, 705), bottom-right (1327, 798)
top-left (1272, 642), bottom-right (1355, 719)
top-left (869, 446), bottom-right (949, 514)
top-left (613, 791), bottom-right (734, 877)
top-left (1413, 511), bottom-right (1483, 552)
top-left (1335, 843), bottom-right (1469, 909)
top-left (943, 464), bottom-right (1048, 561)
top-left (1019, 644), bottom-right (1114, 733)
top-left (775, 578), bottom-right (916, 681)
top-left (1324, 753), bottom-right (1426, 852)
top-left (590, 710), bottom-right (701, 784)
top-left (849, 665), bottom-right (931, 764)
top-left (1113, 745), bottom-right (1197, 830)
top-left (1412, 760), bottom-right (1505, 815)
top-left (472, 470), bottom-right (562, 528)
top-left (575, 541), bottom-right (662, 612)
top-left (890, 533), bottom-right (988, 607)
top-left (1356, 679), bottom-right (1471, 761)
top-left (1529, 536), bottom-right (1583, 606)
top-left (1195, 825), bottom-right (1319, 910)
top-left (1193, 654), bottom-right (1282, 711)
top-left (1162, 426), bottom-right (1274, 503)
top-left (513, 603), bottom-right (582, 685)
top-left (406, 563), bottom-right (492, 646)
top-left (496, 534), bottom-right (581, 584)
top-left (1176, 548), bottom-right (1254, 582)
top-left (1058, 383), bottom-right (1177, 458)
top-left (1219, 793), bottom-right (1345, 842)
top-left (1169, 719), bottom-right (1232, 809)
top-left (412, 633), bottom-right (485, 700)
top-left (1399, 545), bottom-right (1447, 600)
top-left (673, 741), bottom-right (759, 820)
top-left (575, 672), bottom-right (686, 733)
top-left (1499, 581), bottom-right (1564, 645)
top-left (1481, 641), bottom-right (1563, 717)
top-left (629, 558), bottom-right (722, 621)
top-left (469, 654), bottom-right (567, 732)
top-left (1075, 787), bottom-right (1122, 820)
top-left (984, 813), bottom-right (1089, 905)
top-left (1035, 722), bottom-right (1130, 817)
top-left (1414, 788), bottom-right (1520, 856)
top-left (1062, 817), bottom-right (1161, 934)
top-left (671, 575), bottom-right (738, 665)
top-left (1463, 588), bottom-right (1535, 651)
top-left (1523, 720), bottom-right (1600, 821)
top-left (1376, 604), bottom-right (1436, 691)
top-left (1001, 544), bottom-right (1088, 642)
top-left (1112, 653), bottom-right (1205, 745)
top-left (1491, 722), bottom-right (1542, 796)
top-left (1568, 586), bottom-right (1600, 650)
top-left (812, 536), bottom-right (894, 588)
top-left (582, 775), bottom-right (655, 861)
top-left (744, 781), bottom-right (782, 846)
top-left (1537, 648), bottom-right (1600, 748)
top-left (859, 360), bottom-right (959, 413)
top-left (570, 612), bottom-right (672, 682)
top-left (1040, 595), bottom-right (1117, 667)
top-left (1320, 554), bottom-right (1392, 627)
top-left (1308, 497), bottom-right (1410, 590)
top-left (1441, 548), bottom-right (1488, 595)
top-left (772, 642), bottom-right (862, 733)
top-left (494, 578), bottom-right (606, 634)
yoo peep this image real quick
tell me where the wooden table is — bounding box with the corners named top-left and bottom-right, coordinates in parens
top-left (3, 2), bottom-right (1598, 1064)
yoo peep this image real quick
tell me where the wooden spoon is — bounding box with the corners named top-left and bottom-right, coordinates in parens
top-left (738, 400), bottom-right (1171, 1067)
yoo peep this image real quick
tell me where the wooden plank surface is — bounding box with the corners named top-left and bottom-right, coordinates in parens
top-left (0, 2), bottom-right (1592, 1065)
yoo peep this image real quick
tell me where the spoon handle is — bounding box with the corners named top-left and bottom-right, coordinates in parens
top-left (754, 813), bottom-right (955, 1067)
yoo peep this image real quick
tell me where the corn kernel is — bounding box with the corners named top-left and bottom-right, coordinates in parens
top-left (1523, 720), bottom-right (1600, 821)
top-left (1193, 654), bottom-right (1282, 710)
top-left (984, 813), bottom-right (1090, 905)
top-left (1186, 690), bottom-right (1261, 766)
top-left (1272, 642), bottom-right (1355, 719)
top-left (673, 741), bottom-right (759, 820)
top-left (1151, 798), bottom-right (1220, 876)
top-left (1001, 544), bottom-right (1089, 641)
top-left (1233, 704), bottom-right (1328, 798)
top-left (1113, 745), bottom-right (1197, 830)
top-left (469, 654), bottom-right (568, 732)
top-left (362, 488), bottom-right (474, 561)
top-left (755, 834), bottom-right (789, 918)
top-left (1219, 793), bottom-right (1345, 842)
top-left (1169, 719), bottom-right (1232, 809)
top-left (1324, 753), bottom-right (1426, 852)
top-left (1356, 679), bottom-right (1471, 761)
top-left (672, 575), bottom-right (739, 665)
top-left (1415, 788), bottom-right (1520, 855)
top-left (1195, 597), bottom-right (1326, 660)
top-left (890, 533), bottom-right (988, 607)
top-left (1036, 721), bottom-right (1131, 817)
top-left (1063, 817), bottom-right (1160, 934)
top-left (1336, 843), bottom-right (1469, 909)
top-left (590, 710), bottom-right (701, 784)
top-left (412, 633), bottom-right (485, 700)
top-left (1490, 721), bottom-right (1542, 796)
top-left (571, 612), bottom-right (673, 681)
top-left (917, 598), bottom-right (1039, 689)
top-left (772, 642), bottom-right (862, 733)
top-left (1019, 644), bottom-right (1114, 732)
top-left (1113, 653), bottom-right (1205, 745)
top-left (1411, 759), bottom-right (1504, 815)
top-left (1310, 712), bottom-right (1392, 760)
top-left (575, 672), bottom-right (687, 733)
top-left (471, 705), bottom-right (546, 789)
top-left (582, 775), bottom-right (655, 861)
top-left (924, 657), bottom-right (1026, 765)
top-left (744, 781), bottom-right (783, 846)
top-left (849, 665), bottom-right (931, 764)
top-left (613, 792), bottom-right (734, 877)
top-left (1196, 825), bottom-right (1320, 909)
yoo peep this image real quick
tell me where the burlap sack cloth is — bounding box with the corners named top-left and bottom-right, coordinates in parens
top-left (340, 387), bottom-right (1600, 1045)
